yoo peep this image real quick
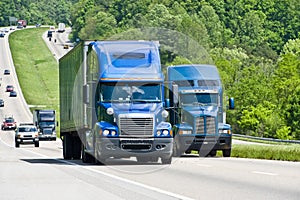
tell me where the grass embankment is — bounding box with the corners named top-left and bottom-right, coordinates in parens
top-left (9, 27), bottom-right (59, 134)
top-left (232, 144), bottom-right (300, 161)
top-left (8, 28), bottom-right (300, 161)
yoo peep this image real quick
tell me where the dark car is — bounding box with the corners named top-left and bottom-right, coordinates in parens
top-left (10, 91), bottom-right (17, 97)
top-left (0, 99), bottom-right (4, 107)
top-left (0, 32), bottom-right (5, 38)
top-left (2, 116), bottom-right (17, 130)
top-left (6, 85), bottom-right (14, 92)
top-left (4, 69), bottom-right (10, 75)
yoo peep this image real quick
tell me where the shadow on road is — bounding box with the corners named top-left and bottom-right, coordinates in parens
top-left (20, 158), bottom-right (163, 166)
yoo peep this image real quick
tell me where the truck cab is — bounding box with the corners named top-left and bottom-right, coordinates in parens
top-left (34, 110), bottom-right (57, 140)
top-left (167, 65), bottom-right (234, 157)
top-left (59, 41), bottom-right (173, 164)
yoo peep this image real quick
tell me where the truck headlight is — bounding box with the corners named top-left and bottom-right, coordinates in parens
top-left (106, 108), bottom-right (114, 115)
top-left (111, 130), bottom-right (117, 136)
top-left (156, 130), bottom-right (161, 136)
top-left (162, 130), bottom-right (169, 136)
top-left (161, 110), bottom-right (169, 118)
top-left (103, 130), bottom-right (110, 136)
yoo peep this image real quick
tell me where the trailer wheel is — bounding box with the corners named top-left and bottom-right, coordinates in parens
top-left (222, 149), bottom-right (231, 157)
top-left (73, 137), bottom-right (82, 159)
top-left (63, 135), bottom-right (72, 159)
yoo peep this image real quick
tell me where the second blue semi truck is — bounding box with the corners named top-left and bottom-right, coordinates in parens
top-left (59, 40), bottom-right (173, 164)
top-left (167, 64), bottom-right (234, 157)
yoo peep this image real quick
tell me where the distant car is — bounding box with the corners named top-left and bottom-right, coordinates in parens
top-left (0, 32), bottom-right (5, 37)
top-left (0, 99), bottom-right (4, 107)
top-left (15, 124), bottom-right (39, 148)
top-left (4, 28), bottom-right (9, 33)
top-left (63, 44), bottom-right (69, 49)
top-left (10, 26), bottom-right (15, 30)
top-left (47, 30), bottom-right (52, 38)
top-left (10, 91), bottom-right (17, 97)
top-left (4, 69), bottom-right (10, 75)
top-left (6, 85), bottom-right (14, 92)
top-left (2, 116), bottom-right (17, 130)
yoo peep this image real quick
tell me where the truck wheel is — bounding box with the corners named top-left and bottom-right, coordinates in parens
top-left (223, 149), bottom-right (231, 157)
top-left (15, 142), bottom-right (19, 148)
top-left (63, 135), bottom-right (72, 159)
top-left (35, 142), bottom-right (39, 147)
top-left (161, 156), bottom-right (172, 165)
top-left (73, 137), bottom-right (82, 159)
top-left (82, 147), bottom-right (95, 163)
top-left (209, 150), bottom-right (217, 157)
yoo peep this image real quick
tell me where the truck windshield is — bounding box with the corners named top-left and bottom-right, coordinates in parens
top-left (180, 93), bottom-right (218, 106)
top-left (100, 82), bottom-right (162, 103)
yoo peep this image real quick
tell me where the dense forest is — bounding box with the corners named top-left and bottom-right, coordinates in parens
top-left (1, 0), bottom-right (300, 140)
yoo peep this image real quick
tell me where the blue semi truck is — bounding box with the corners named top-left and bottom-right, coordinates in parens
top-left (59, 40), bottom-right (173, 164)
top-left (167, 64), bottom-right (234, 157)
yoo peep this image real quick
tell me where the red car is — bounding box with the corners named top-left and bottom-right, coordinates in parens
top-left (6, 85), bottom-right (14, 92)
top-left (2, 117), bottom-right (17, 130)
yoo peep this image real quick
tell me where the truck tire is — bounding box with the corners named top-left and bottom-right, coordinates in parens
top-left (63, 135), bottom-right (82, 159)
top-left (223, 149), bottom-right (231, 157)
top-left (209, 150), bottom-right (217, 157)
top-left (63, 135), bottom-right (72, 159)
top-left (73, 137), bottom-right (82, 159)
top-left (82, 147), bottom-right (95, 163)
top-left (15, 142), bottom-right (19, 148)
top-left (35, 141), bottom-right (39, 147)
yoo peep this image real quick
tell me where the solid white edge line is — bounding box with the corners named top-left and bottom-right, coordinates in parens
top-left (0, 137), bottom-right (194, 200)
top-left (252, 171), bottom-right (278, 176)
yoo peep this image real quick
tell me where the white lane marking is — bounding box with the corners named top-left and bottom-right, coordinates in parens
top-left (252, 171), bottom-right (278, 176)
top-left (0, 135), bottom-right (14, 148)
top-left (1, 139), bottom-right (194, 200)
top-left (197, 164), bottom-right (212, 168)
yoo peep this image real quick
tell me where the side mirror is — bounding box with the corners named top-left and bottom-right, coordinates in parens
top-left (229, 97), bottom-right (234, 109)
top-left (83, 84), bottom-right (89, 104)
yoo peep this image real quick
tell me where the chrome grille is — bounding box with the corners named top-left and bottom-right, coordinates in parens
top-left (206, 116), bottom-right (216, 133)
top-left (119, 117), bottom-right (154, 136)
top-left (195, 117), bottom-right (205, 134)
top-left (195, 116), bottom-right (216, 134)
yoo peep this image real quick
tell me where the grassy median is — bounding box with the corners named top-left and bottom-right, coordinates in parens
top-left (9, 27), bottom-right (60, 136)
top-left (8, 28), bottom-right (300, 161)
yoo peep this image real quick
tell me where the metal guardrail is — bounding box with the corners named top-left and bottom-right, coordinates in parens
top-left (233, 134), bottom-right (300, 144)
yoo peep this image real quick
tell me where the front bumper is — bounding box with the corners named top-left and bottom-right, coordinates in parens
top-left (175, 134), bottom-right (232, 152)
top-left (16, 137), bottom-right (39, 144)
top-left (95, 137), bottom-right (173, 159)
top-left (38, 134), bottom-right (56, 140)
